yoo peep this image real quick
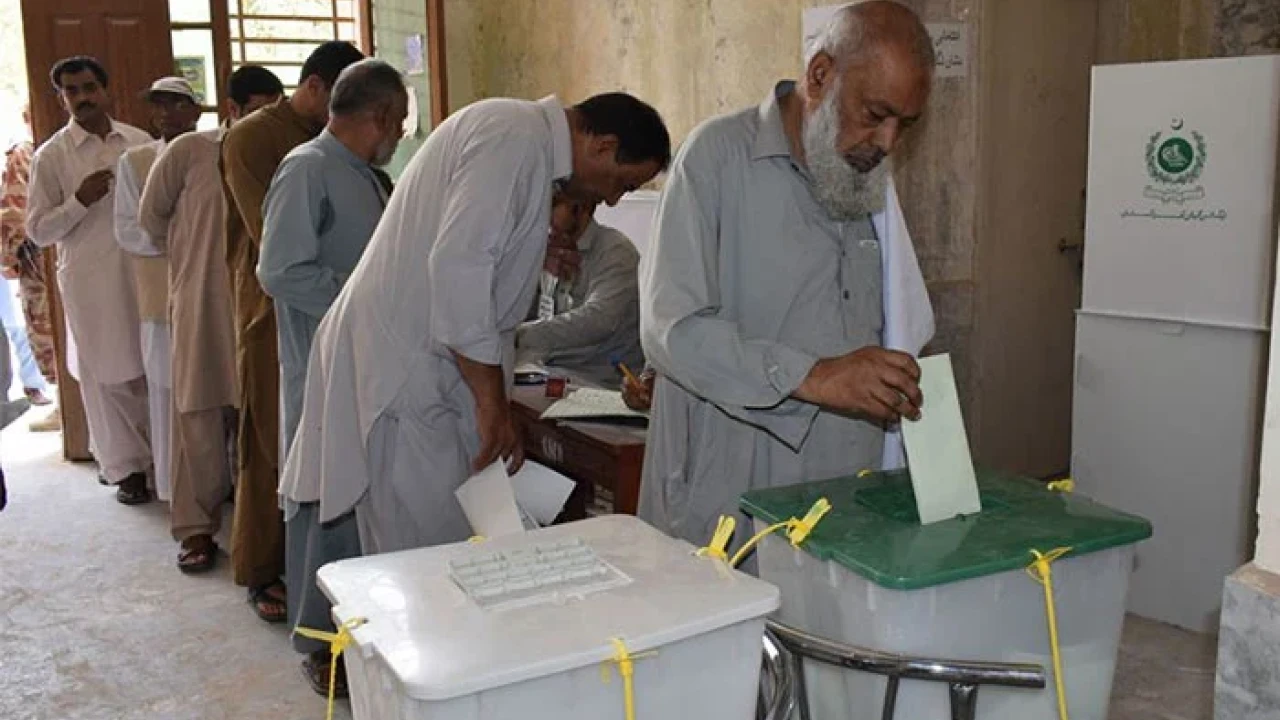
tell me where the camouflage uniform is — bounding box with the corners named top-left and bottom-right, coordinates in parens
top-left (0, 140), bottom-right (56, 383)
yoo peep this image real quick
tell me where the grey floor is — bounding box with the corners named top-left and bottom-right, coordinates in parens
top-left (0, 416), bottom-right (1217, 720)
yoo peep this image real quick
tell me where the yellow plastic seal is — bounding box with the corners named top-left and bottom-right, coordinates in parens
top-left (294, 616), bottom-right (369, 720)
top-left (601, 637), bottom-right (658, 720)
top-left (1027, 547), bottom-right (1073, 720)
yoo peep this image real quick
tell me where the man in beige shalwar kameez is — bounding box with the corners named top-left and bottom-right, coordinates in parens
top-left (138, 67), bottom-right (283, 573)
top-left (27, 57), bottom-right (153, 504)
top-left (115, 77), bottom-right (202, 504)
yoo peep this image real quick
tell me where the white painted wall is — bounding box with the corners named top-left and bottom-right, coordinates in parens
top-left (1255, 222), bottom-right (1280, 576)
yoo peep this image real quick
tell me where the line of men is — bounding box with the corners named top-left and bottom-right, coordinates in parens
top-left (19, 41), bottom-right (382, 692)
top-left (20, 0), bottom-right (938, 700)
top-left (15, 37), bottom-right (658, 695)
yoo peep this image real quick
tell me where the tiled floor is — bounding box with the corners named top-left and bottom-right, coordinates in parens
top-left (0, 415), bottom-right (1216, 720)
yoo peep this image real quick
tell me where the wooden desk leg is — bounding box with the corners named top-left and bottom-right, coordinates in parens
top-left (614, 445), bottom-right (644, 516)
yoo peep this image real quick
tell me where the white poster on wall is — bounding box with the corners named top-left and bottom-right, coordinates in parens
top-left (802, 4), bottom-right (968, 78)
top-left (1082, 56), bottom-right (1280, 329)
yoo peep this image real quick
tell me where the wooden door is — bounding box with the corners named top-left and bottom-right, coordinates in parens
top-left (21, 0), bottom-right (174, 461)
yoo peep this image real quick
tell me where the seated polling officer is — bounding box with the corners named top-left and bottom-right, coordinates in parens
top-left (515, 189), bottom-right (644, 388)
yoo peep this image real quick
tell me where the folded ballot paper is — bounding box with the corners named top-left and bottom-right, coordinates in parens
top-left (455, 460), bottom-right (578, 538)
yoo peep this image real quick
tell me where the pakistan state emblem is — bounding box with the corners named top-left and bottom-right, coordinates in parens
top-left (1143, 119), bottom-right (1207, 204)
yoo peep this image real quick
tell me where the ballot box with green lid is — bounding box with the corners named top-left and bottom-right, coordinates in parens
top-left (741, 468), bottom-right (1151, 720)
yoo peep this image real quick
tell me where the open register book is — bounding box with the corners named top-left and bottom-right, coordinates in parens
top-left (539, 386), bottom-right (647, 421)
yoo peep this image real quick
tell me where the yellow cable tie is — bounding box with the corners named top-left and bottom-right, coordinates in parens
top-left (786, 497), bottom-right (832, 547)
top-left (1027, 548), bottom-right (1073, 720)
top-left (857, 468), bottom-right (873, 478)
top-left (696, 515), bottom-right (736, 561)
top-left (1047, 479), bottom-right (1075, 493)
top-left (294, 616), bottom-right (369, 720)
top-left (600, 637), bottom-right (658, 720)
top-left (729, 521), bottom-right (789, 568)
top-left (727, 498), bottom-right (831, 568)
top-left (468, 535), bottom-right (487, 543)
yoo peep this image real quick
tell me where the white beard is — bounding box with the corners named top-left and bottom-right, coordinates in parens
top-left (801, 85), bottom-right (890, 220)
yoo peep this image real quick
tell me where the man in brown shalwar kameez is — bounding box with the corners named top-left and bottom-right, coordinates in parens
top-left (220, 41), bottom-right (363, 621)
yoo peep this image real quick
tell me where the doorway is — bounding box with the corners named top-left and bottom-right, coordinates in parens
top-left (19, 0), bottom-right (177, 461)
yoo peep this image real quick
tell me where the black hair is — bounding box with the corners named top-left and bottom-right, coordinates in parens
top-left (50, 56), bottom-right (109, 90)
top-left (298, 41), bottom-right (365, 89)
top-left (329, 59), bottom-right (406, 117)
top-left (227, 65), bottom-right (284, 106)
top-left (573, 93), bottom-right (671, 170)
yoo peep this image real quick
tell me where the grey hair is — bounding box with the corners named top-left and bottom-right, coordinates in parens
top-left (329, 59), bottom-right (407, 117)
top-left (803, 2), bottom-right (935, 72)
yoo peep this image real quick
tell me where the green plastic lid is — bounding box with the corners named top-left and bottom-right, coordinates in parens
top-left (739, 468), bottom-right (1152, 591)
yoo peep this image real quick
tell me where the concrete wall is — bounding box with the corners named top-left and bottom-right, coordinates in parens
top-left (373, 0), bottom-right (431, 178)
top-left (1097, 0), bottom-right (1278, 63)
top-left (1258, 223), bottom-right (1280, 576)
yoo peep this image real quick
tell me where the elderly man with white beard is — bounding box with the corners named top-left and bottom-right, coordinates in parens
top-left (637, 0), bottom-right (938, 556)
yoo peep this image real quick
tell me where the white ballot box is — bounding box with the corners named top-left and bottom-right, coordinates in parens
top-left (318, 514), bottom-right (780, 720)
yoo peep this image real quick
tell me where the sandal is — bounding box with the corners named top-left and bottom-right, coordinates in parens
top-left (248, 581), bottom-right (288, 623)
top-left (300, 653), bottom-right (349, 699)
top-left (177, 535), bottom-right (217, 574)
top-left (115, 473), bottom-right (151, 505)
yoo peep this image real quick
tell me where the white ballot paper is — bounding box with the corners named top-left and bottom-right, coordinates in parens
top-left (455, 460), bottom-right (578, 537)
top-left (510, 461), bottom-right (578, 526)
top-left (456, 461), bottom-right (526, 538)
top-left (901, 354), bottom-right (983, 524)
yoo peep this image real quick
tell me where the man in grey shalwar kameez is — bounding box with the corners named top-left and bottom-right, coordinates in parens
top-left (278, 92), bottom-right (670, 558)
top-left (516, 190), bottom-right (645, 388)
top-left (258, 60), bottom-right (407, 697)
top-left (639, 1), bottom-right (937, 555)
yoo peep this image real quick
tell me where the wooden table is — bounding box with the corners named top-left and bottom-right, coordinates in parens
top-left (510, 384), bottom-right (647, 520)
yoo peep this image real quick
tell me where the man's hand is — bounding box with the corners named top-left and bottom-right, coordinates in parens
top-left (795, 347), bottom-right (923, 423)
top-left (450, 349), bottom-right (525, 475)
top-left (622, 368), bottom-right (656, 412)
top-left (472, 401), bottom-right (525, 474)
top-left (543, 246), bottom-right (581, 280)
top-left (74, 169), bottom-right (113, 207)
